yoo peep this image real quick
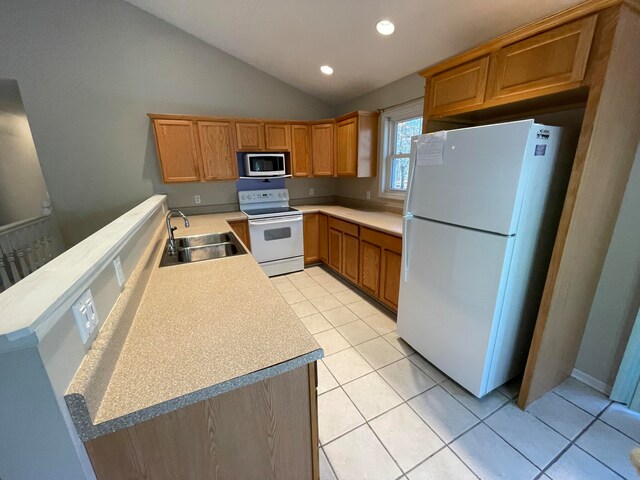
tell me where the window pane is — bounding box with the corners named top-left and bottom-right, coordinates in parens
top-left (394, 117), bottom-right (423, 155)
top-left (390, 156), bottom-right (410, 190)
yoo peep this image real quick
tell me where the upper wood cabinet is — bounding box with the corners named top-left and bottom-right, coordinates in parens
top-left (487, 15), bottom-right (597, 102)
top-left (264, 124), bottom-right (291, 150)
top-left (426, 57), bottom-right (490, 117)
top-left (197, 121), bottom-right (238, 181)
top-left (291, 125), bottom-right (311, 177)
top-left (335, 112), bottom-right (378, 177)
top-left (235, 122), bottom-right (265, 150)
top-left (311, 123), bottom-right (335, 176)
top-left (152, 120), bottom-right (201, 183)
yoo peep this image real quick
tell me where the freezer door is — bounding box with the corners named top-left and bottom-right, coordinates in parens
top-left (397, 217), bottom-right (515, 397)
top-left (406, 120), bottom-right (534, 235)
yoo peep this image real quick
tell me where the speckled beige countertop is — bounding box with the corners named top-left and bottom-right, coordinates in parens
top-left (66, 212), bottom-right (322, 441)
top-left (297, 205), bottom-right (403, 236)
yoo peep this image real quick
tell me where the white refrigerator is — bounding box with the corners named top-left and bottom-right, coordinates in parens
top-left (397, 119), bottom-right (570, 397)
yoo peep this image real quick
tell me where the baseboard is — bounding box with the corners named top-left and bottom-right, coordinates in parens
top-left (571, 368), bottom-right (612, 395)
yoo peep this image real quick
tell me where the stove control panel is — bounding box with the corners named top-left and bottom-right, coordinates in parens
top-left (239, 189), bottom-right (289, 204)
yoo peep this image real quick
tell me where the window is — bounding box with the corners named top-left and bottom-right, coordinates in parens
top-left (378, 100), bottom-right (423, 199)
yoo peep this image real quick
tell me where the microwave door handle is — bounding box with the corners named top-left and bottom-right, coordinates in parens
top-left (249, 217), bottom-right (303, 226)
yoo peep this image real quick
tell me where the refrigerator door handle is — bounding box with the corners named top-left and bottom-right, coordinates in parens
top-left (404, 138), bottom-right (419, 216)
top-left (403, 215), bottom-right (412, 282)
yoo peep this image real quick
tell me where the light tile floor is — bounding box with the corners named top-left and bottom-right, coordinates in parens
top-left (275, 266), bottom-right (640, 480)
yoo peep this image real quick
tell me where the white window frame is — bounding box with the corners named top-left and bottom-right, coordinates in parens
top-left (378, 99), bottom-right (424, 200)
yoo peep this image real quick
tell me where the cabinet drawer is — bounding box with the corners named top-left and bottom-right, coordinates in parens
top-left (328, 217), bottom-right (359, 237)
top-left (427, 57), bottom-right (489, 116)
top-left (360, 227), bottom-right (402, 253)
top-left (489, 15), bottom-right (597, 100)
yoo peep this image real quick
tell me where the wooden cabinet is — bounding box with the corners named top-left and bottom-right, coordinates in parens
top-left (152, 119), bottom-right (201, 183)
top-left (327, 217), bottom-right (359, 282)
top-left (291, 125), bottom-right (311, 177)
top-left (228, 219), bottom-right (251, 251)
top-left (264, 123), bottom-right (291, 150)
top-left (488, 16), bottom-right (597, 102)
top-left (311, 123), bottom-right (335, 176)
top-left (196, 121), bottom-right (238, 181)
top-left (303, 213), bottom-right (320, 264)
top-left (318, 213), bottom-right (328, 264)
top-left (426, 57), bottom-right (490, 117)
top-left (235, 122), bottom-right (265, 150)
top-left (85, 365), bottom-right (316, 480)
top-left (335, 112), bottom-right (378, 177)
top-left (359, 227), bottom-right (402, 310)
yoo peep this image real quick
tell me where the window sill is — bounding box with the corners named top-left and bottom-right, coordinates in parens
top-left (378, 190), bottom-right (406, 202)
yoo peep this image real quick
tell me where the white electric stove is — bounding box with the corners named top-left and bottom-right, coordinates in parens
top-left (239, 189), bottom-right (304, 276)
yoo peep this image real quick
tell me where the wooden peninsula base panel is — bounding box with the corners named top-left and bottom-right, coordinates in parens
top-left (85, 364), bottom-right (319, 480)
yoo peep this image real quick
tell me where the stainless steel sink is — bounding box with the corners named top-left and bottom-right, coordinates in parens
top-left (175, 232), bottom-right (232, 248)
top-left (159, 231), bottom-right (247, 267)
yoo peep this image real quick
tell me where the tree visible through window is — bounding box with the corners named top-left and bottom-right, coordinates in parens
top-left (388, 116), bottom-right (423, 191)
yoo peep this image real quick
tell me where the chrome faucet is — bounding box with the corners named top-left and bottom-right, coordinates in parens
top-left (166, 209), bottom-right (190, 255)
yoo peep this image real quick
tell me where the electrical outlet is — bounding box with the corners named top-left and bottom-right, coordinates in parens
top-left (113, 256), bottom-right (125, 289)
top-left (366, 191), bottom-right (371, 200)
top-left (309, 188), bottom-right (315, 196)
top-left (72, 289), bottom-right (99, 345)
top-left (194, 195), bottom-right (201, 204)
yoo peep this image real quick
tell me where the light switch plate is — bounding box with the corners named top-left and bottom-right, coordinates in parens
top-left (72, 289), bottom-right (99, 345)
top-left (113, 256), bottom-right (125, 289)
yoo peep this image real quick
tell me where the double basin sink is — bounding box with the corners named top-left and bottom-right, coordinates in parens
top-left (159, 232), bottom-right (247, 267)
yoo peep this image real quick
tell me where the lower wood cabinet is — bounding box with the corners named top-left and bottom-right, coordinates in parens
top-left (303, 213), bottom-right (320, 264)
top-left (360, 227), bottom-right (402, 310)
top-left (302, 213), bottom-right (402, 312)
top-left (85, 364), bottom-right (318, 480)
top-left (318, 213), bottom-right (328, 264)
top-left (228, 219), bottom-right (251, 251)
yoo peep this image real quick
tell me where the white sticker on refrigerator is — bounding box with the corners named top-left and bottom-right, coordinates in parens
top-left (416, 131), bottom-right (446, 166)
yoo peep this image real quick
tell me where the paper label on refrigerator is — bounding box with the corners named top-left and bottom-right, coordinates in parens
top-left (416, 131), bottom-right (446, 166)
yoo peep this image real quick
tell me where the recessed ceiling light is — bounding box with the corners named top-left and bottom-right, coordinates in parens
top-left (376, 20), bottom-right (395, 36)
top-left (320, 65), bottom-right (334, 75)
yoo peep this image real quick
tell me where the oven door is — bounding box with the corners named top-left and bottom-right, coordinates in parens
top-left (244, 154), bottom-right (286, 176)
top-left (248, 215), bottom-right (304, 263)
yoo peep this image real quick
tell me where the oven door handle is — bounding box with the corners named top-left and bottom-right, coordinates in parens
top-left (249, 216), bottom-right (303, 226)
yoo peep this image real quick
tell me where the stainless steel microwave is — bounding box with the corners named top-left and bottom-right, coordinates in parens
top-left (244, 153), bottom-right (286, 177)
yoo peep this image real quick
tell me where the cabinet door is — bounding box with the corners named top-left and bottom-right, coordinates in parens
top-left (360, 240), bottom-right (381, 296)
top-left (342, 233), bottom-right (359, 283)
top-left (489, 15), bottom-right (597, 101)
top-left (229, 219), bottom-right (251, 251)
top-left (328, 228), bottom-right (342, 272)
top-left (303, 213), bottom-right (320, 264)
top-left (336, 118), bottom-right (358, 176)
top-left (426, 57), bottom-right (490, 117)
top-left (291, 125), bottom-right (311, 177)
top-left (197, 121), bottom-right (238, 181)
top-left (236, 122), bottom-right (264, 150)
top-left (380, 249), bottom-right (401, 309)
top-left (153, 119), bottom-right (201, 183)
top-left (264, 124), bottom-right (291, 150)
top-left (318, 214), bottom-right (328, 263)
top-left (311, 124), bottom-right (334, 176)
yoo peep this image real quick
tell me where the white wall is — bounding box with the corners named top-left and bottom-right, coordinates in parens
top-left (575, 144), bottom-right (640, 388)
top-left (0, 0), bottom-right (333, 246)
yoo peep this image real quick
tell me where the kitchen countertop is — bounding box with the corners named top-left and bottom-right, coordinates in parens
top-left (65, 211), bottom-right (322, 441)
top-left (296, 205), bottom-right (403, 236)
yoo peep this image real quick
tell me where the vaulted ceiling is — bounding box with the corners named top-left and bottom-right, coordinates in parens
top-left (125, 0), bottom-right (584, 105)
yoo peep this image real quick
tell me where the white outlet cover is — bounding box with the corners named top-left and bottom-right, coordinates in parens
top-left (309, 188), bottom-right (315, 196)
top-left (72, 289), bottom-right (99, 345)
top-left (366, 190), bottom-right (371, 200)
top-left (113, 256), bottom-right (125, 289)
top-left (194, 195), bottom-right (201, 204)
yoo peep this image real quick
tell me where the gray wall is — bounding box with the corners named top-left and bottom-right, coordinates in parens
top-left (575, 144), bottom-right (640, 388)
top-left (0, 0), bottom-right (333, 246)
top-left (0, 79), bottom-right (49, 226)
